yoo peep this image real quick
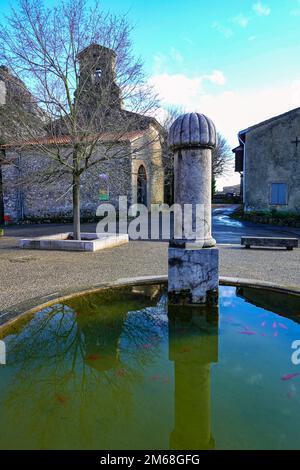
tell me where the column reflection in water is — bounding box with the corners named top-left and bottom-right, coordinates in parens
top-left (168, 305), bottom-right (219, 450)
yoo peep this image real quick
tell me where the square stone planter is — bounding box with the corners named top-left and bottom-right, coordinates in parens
top-left (20, 232), bottom-right (129, 252)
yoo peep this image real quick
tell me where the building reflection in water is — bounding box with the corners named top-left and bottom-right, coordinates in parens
top-left (168, 305), bottom-right (219, 450)
top-left (67, 284), bottom-right (164, 373)
top-left (0, 283), bottom-right (219, 450)
top-left (72, 285), bottom-right (219, 450)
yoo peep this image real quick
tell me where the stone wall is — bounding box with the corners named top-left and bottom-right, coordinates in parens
top-left (2, 142), bottom-right (132, 221)
top-left (0, 67), bottom-right (46, 144)
top-left (0, 80), bottom-right (6, 106)
top-left (244, 109), bottom-right (300, 213)
top-left (131, 126), bottom-right (164, 208)
top-left (0, 58), bottom-right (165, 221)
top-left (1, 160), bottom-right (21, 220)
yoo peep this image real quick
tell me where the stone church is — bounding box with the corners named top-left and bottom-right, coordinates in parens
top-left (234, 107), bottom-right (300, 213)
top-left (0, 44), bottom-right (164, 223)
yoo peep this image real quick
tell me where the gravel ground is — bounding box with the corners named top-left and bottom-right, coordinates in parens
top-left (0, 236), bottom-right (299, 313)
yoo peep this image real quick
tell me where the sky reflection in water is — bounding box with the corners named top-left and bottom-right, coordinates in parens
top-left (0, 285), bottom-right (300, 450)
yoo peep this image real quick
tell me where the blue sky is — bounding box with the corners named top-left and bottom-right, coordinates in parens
top-left (1, 0), bottom-right (300, 187)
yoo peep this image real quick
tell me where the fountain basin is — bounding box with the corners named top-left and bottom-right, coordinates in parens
top-left (0, 280), bottom-right (299, 450)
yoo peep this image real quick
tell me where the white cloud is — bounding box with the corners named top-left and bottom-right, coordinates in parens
top-left (149, 73), bottom-right (203, 107)
top-left (252, 2), bottom-right (271, 16)
top-left (152, 48), bottom-right (184, 74)
top-left (169, 48), bottom-right (184, 63)
top-left (213, 3), bottom-right (271, 40)
top-left (290, 1), bottom-right (300, 18)
top-left (205, 70), bottom-right (226, 86)
top-left (151, 72), bottom-right (300, 146)
top-left (149, 70), bottom-right (226, 109)
top-left (232, 14), bottom-right (249, 28)
top-left (212, 21), bottom-right (233, 39)
top-left (291, 0), bottom-right (300, 16)
top-left (150, 72), bottom-right (300, 188)
top-left (153, 54), bottom-right (166, 74)
top-left (181, 36), bottom-right (195, 46)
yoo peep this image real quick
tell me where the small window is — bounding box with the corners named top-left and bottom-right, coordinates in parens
top-left (271, 183), bottom-right (288, 205)
top-left (94, 69), bottom-right (102, 83)
top-left (99, 174), bottom-right (109, 201)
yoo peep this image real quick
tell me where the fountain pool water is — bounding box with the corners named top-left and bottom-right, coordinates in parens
top-left (0, 283), bottom-right (300, 450)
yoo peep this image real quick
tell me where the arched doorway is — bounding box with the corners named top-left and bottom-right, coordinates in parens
top-left (137, 165), bottom-right (147, 206)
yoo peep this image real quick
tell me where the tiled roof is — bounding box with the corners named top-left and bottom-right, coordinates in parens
top-left (0, 130), bottom-right (146, 150)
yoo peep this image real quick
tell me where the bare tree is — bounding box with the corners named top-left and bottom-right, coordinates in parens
top-left (0, 0), bottom-right (158, 239)
top-left (212, 133), bottom-right (232, 179)
top-left (158, 106), bottom-right (184, 204)
top-left (160, 107), bottom-right (233, 202)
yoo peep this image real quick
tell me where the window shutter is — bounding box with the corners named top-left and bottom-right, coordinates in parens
top-left (271, 183), bottom-right (287, 205)
top-left (271, 184), bottom-right (279, 205)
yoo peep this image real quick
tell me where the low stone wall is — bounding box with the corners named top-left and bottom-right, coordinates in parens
top-left (20, 232), bottom-right (129, 252)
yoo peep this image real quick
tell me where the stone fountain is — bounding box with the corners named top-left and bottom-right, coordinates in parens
top-left (168, 113), bottom-right (219, 306)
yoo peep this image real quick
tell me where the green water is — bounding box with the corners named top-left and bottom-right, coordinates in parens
top-left (0, 284), bottom-right (300, 450)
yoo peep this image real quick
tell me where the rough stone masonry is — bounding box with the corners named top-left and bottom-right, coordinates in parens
top-left (167, 113), bottom-right (219, 306)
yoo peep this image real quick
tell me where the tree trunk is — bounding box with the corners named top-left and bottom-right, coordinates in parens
top-left (211, 175), bottom-right (217, 200)
top-left (0, 164), bottom-right (4, 227)
top-left (73, 172), bottom-right (81, 240)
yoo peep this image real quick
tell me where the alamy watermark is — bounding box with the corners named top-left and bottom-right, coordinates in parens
top-left (291, 340), bottom-right (300, 366)
top-left (0, 340), bottom-right (6, 365)
top-left (95, 196), bottom-right (208, 243)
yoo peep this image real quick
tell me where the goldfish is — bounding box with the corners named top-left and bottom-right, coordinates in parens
top-left (179, 347), bottom-right (192, 353)
top-left (150, 375), bottom-right (161, 382)
top-left (55, 394), bottom-right (68, 405)
top-left (150, 336), bottom-right (160, 342)
top-left (86, 354), bottom-right (102, 361)
top-left (281, 373), bottom-right (299, 382)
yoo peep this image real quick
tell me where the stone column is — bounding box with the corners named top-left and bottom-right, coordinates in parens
top-left (168, 113), bottom-right (219, 305)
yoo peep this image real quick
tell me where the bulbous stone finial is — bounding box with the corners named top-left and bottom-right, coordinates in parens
top-left (168, 113), bottom-right (217, 150)
top-left (167, 110), bottom-right (219, 306)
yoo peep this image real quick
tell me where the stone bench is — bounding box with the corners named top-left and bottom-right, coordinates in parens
top-left (241, 236), bottom-right (299, 250)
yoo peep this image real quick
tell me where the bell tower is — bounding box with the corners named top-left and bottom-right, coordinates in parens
top-left (76, 44), bottom-right (123, 123)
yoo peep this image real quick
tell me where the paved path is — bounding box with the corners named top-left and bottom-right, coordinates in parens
top-left (213, 206), bottom-right (300, 244)
top-left (1, 205), bottom-right (299, 313)
top-left (3, 206), bottom-right (300, 243)
top-left (0, 235), bottom-right (299, 313)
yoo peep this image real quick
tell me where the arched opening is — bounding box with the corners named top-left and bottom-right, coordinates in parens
top-left (93, 68), bottom-right (102, 85)
top-left (137, 165), bottom-right (147, 206)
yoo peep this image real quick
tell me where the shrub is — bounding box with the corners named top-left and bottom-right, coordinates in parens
top-left (230, 207), bottom-right (300, 227)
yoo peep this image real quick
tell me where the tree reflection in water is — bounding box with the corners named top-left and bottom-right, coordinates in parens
top-left (0, 284), bottom-right (219, 450)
